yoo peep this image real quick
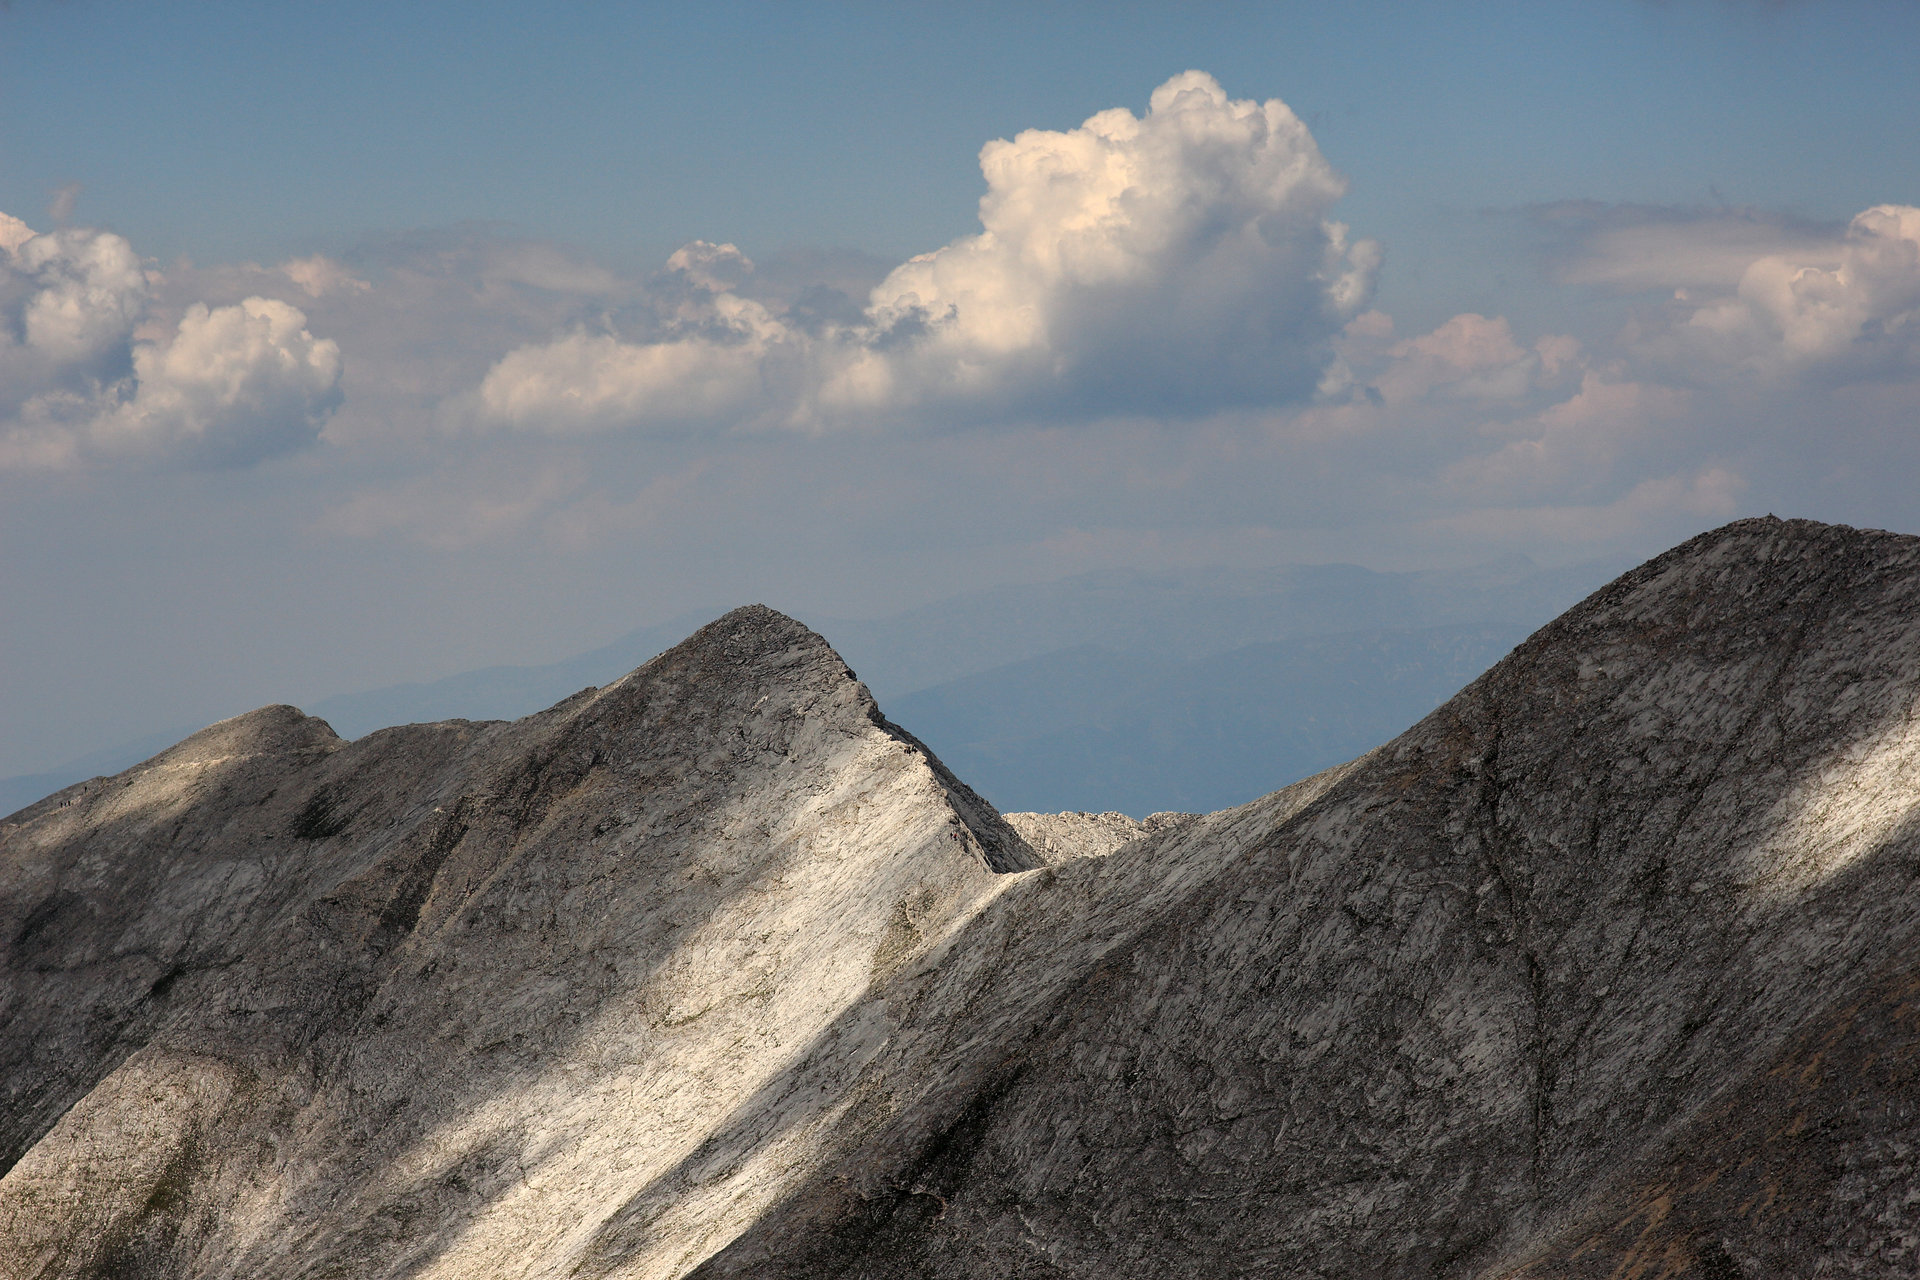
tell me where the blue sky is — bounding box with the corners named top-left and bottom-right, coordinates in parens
top-left (4, 0), bottom-right (1920, 775)
top-left (10, 3), bottom-right (1918, 320)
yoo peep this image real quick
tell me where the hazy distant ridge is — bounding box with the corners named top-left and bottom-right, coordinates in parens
top-left (2, 556), bottom-right (1617, 818)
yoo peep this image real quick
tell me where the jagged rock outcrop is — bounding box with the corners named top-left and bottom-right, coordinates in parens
top-left (1000, 809), bottom-right (1196, 864)
top-left (6, 519), bottom-right (1920, 1278)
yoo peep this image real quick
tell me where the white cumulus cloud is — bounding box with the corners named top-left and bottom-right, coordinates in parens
top-left (0, 214), bottom-right (345, 470)
top-left (280, 255), bottom-right (372, 299)
top-left (0, 218), bottom-right (148, 382)
top-left (91, 298), bottom-right (344, 466)
top-left (474, 71), bottom-right (1379, 433)
top-left (1637, 204), bottom-right (1920, 382)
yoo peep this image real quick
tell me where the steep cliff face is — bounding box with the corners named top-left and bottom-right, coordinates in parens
top-left (5, 519), bottom-right (1920, 1279)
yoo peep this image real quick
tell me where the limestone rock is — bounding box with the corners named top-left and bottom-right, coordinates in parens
top-left (1000, 809), bottom-right (1197, 864)
top-left (6, 520), bottom-right (1920, 1278)
top-left (697, 517), bottom-right (1920, 1279)
top-left (1, 607), bottom-right (1034, 1280)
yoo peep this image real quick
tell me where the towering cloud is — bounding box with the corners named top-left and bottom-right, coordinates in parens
top-left (0, 214), bottom-right (344, 470)
top-left (1622, 204), bottom-right (1920, 383)
top-left (475, 72), bottom-right (1379, 433)
top-left (0, 215), bottom-right (148, 388)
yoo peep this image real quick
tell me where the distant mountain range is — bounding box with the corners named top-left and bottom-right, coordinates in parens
top-left (889, 624), bottom-right (1528, 814)
top-left (1, 554), bottom-right (1621, 817)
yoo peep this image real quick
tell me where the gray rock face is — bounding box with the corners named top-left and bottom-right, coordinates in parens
top-left (6, 520), bottom-right (1920, 1278)
top-left (0, 608), bottom-right (1033, 1280)
top-left (1000, 810), bottom-right (1197, 864)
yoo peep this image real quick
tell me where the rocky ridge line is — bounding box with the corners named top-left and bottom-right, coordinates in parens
top-left (5, 521), bottom-right (1920, 1277)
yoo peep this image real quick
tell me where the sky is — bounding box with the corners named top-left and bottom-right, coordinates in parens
top-left (4, 0), bottom-right (1920, 776)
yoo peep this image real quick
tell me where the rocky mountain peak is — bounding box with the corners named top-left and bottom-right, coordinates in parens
top-left (6, 521), bottom-right (1920, 1278)
top-left (159, 703), bottom-right (342, 765)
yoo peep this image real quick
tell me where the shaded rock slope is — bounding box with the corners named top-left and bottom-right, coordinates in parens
top-left (6, 518), bottom-right (1920, 1277)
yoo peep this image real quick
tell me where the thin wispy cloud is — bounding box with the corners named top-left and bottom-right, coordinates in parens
top-left (1523, 201), bottom-right (1847, 292)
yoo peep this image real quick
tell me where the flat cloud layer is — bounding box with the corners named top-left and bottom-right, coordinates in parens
top-left (474, 72), bottom-right (1381, 433)
top-left (1529, 203), bottom-right (1847, 292)
top-left (0, 214), bottom-right (343, 470)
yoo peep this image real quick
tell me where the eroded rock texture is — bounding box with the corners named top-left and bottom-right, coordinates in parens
top-left (1000, 810), bottom-right (1197, 865)
top-left (0, 608), bottom-right (1032, 1280)
top-left (6, 518), bottom-right (1920, 1278)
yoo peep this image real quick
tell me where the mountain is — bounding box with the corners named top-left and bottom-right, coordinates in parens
top-left (5, 518), bottom-right (1919, 1277)
top-left (0, 607), bottom-right (1035, 1279)
top-left (301, 609), bottom-right (723, 741)
top-left (0, 727), bottom-right (202, 822)
top-left (0, 552), bottom-right (1618, 818)
top-left (812, 554), bottom-right (1612, 699)
top-left (306, 555), bottom-right (1617, 742)
top-left (889, 623), bottom-right (1528, 814)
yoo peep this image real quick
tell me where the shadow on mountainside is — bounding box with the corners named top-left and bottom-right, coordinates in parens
top-left (676, 519), bottom-right (1920, 1279)
top-left (11, 521), bottom-right (1920, 1277)
top-left (1, 609), bottom-right (1035, 1279)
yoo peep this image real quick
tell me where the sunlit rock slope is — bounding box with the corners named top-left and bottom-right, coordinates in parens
top-left (6, 518), bottom-right (1920, 1278)
top-left (0, 608), bottom-right (1034, 1280)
